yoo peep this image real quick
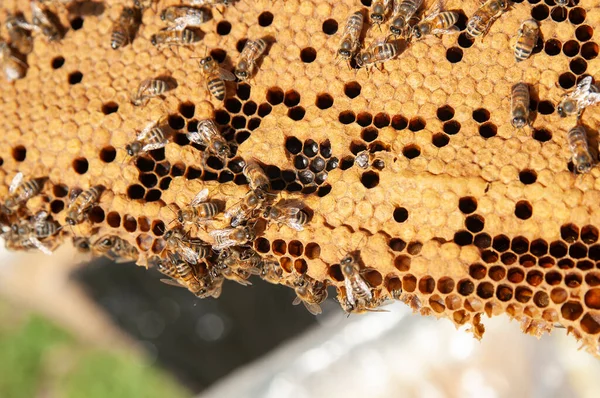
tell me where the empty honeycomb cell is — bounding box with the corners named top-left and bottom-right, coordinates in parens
top-left (272, 239), bottom-right (287, 256)
top-left (53, 185), bottom-right (69, 198)
top-left (280, 257), bottom-right (293, 273)
top-left (294, 155), bottom-right (308, 170)
top-left (136, 234), bottom-right (153, 252)
top-left (167, 115), bottom-right (185, 131)
top-left (360, 128), bottom-right (378, 143)
top-left (408, 117), bottom-right (426, 131)
top-left (51, 56), bottom-right (65, 69)
top-left (570, 242), bottom-right (587, 259)
top-left (519, 169), bottom-right (537, 185)
top-left (242, 101), bottom-right (257, 116)
top-left (225, 98), bottom-right (243, 114)
top-left (565, 272), bottom-right (583, 288)
top-left (391, 115), bottom-right (408, 130)
top-left (101, 102), bottom-right (118, 115)
top-left (435, 276), bottom-right (454, 294)
top-left (496, 285), bottom-right (513, 302)
top-left (432, 133), bottom-right (449, 148)
top-left (394, 255), bottom-right (411, 272)
top-left (50, 200), bottom-right (64, 214)
top-left (531, 4), bottom-right (549, 20)
top-left (543, 39), bottom-right (562, 57)
top-left (558, 258), bottom-right (575, 269)
top-left (106, 212), bottom-right (121, 228)
top-left (479, 122), bottom-right (497, 138)
top-left (493, 235), bottom-right (510, 252)
top-left (355, 112), bottom-right (373, 128)
top-left (489, 266), bottom-right (506, 282)
top-left (256, 102), bottom-right (272, 117)
top-left (178, 102), bottom-right (195, 119)
top-left (317, 185), bottom-right (332, 197)
top-left (526, 270), bottom-right (543, 287)
top-left (429, 295), bottom-right (445, 313)
top-left (481, 249), bottom-right (499, 263)
top-left (315, 93), bottom-right (334, 110)
top-left (580, 313), bottom-right (600, 334)
top-left (515, 286), bottom-right (533, 303)
top-left (214, 110), bottom-right (230, 126)
top-left (338, 110), bottom-right (356, 124)
top-left (288, 107), bottom-right (305, 121)
top-left (457, 32), bottom-right (475, 50)
top-left (402, 144), bottom-right (420, 159)
top-left (465, 214), bottom-right (484, 233)
top-left (558, 72), bottom-right (576, 89)
top-left (445, 47), bottom-right (463, 63)
top-left (476, 282), bottom-right (494, 299)
top-left (140, 173), bottom-right (158, 188)
top-left (589, 245), bottom-right (600, 260)
top-left (393, 207), bottom-right (408, 223)
top-left (12, 146), bottom-right (26, 162)
top-left (520, 254), bottom-right (536, 268)
top-left (458, 196), bottom-right (477, 214)
top-left (550, 288), bottom-right (567, 305)
top-left (443, 121), bottom-right (461, 135)
top-left (533, 291), bottom-right (550, 308)
top-left (563, 40), bottom-right (580, 57)
top-left (283, 90), bottom-right (301, 107)
top-left (236, 38), bottom-right (247, 52)
top-left (501, 252), bottom-right (517, 265)
top-left (229, 115), bottom-right (245, 129)
top-left (586, 273), bottom-right (600, 287)
top-left (287, 240), bottom-right (304, 257)
top-left (436, 105), bottom-right (455, 121)
top-left (126, 184), bottom-right (145, 200)
top-left (537, 100), bottom-right (555, 115)
top-left (322, 18), bottom-right (338, 35)
top-left (550, 240), bottom-right (568, 258)
top-left (364, 270), bottom-right (383, 287)
top-left (70, 16), bottom-right (83, 30)
top-left (407, 242), bottom-right (422, 255)
top-left (99, 146), bottom-right (116, 163)
top-left (72, 158), bottom-right (89, 174)
top-left (418, 276), bottom-right (435, 294)
top-left (303, 242), bottom-right (320, 260)
top-left (151, 239), bottom-right (166, 255)
top-left (217, 172), bottom-right (233, 184)
top-left (561, 301), bottom-right (584, 320)
top-left (236, 84), bottom-right (251, 100)
top-left (216, 20), bottom-right (231, 35)
top-left (581, 42), bottom-right (599, 60)
top-left (584, 289), bottom-right (600, 309)
top-left (515, 201), bottom-right (533, 220)
top-left (580, 225), bottom-right (598, 244)
top-left (457, 279), bottom-right (475, 296)
top-left (389, 238), bottom-right (407, 252)
top-left (454, 230), bottom-right (473, 246)
top-left (266, 87), bottom-right (284, 105)
top-left (151, 220), bottom-right (165, 236)
top-left (511, 236), bottom-right (529, 254)
top-left (89, 206), bottom-right (105, 224)
top-left (551, 6), bottom-right (567, 22)
top-left (560, 223), bottom-right (579, 243)
top-left (300, 47), bottom-right (317, 63)
top-left (507, 267), bottom-right (525, 283)
top-left (370, 113), bottom-right (390, 129)
top-left (402, 275), bottom-right (417, 292)
top-left (68, 71), bottom-right (83, 85)
top-left (294, 259), bottom-right (307, 274)
top-left (576, 260), bottom-right (593, 271)
top-left (575, 25), bottom-right (593, 42)
top-left (529, 239), bottom-right (548, 257)
top-left (254, 238), bottom-right (270, 254)
top-left (472, 108), bottom-right (490, 123)
top-left (545, 271), bottom-right (562, 286)
top-left (469, 263), bottom-right (487, 280)
top-left (570, 57), bottom-right (587, 74)
top-left (569, 6), bottom-right (586, 24)
top-left (258, 11), bottom-right (273, 27)
top-left (236, 130), bottom-right (251, 144)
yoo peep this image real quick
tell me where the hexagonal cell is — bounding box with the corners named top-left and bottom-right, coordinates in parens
top-left (580, 313), bottom-right (600, 334)
top-left (473, 233), bottom-right (492, 249)
top-left (496, 285), bottom-right (513, 302)
top-left (294, 258), bottom-right (307, 274)
top-left (457, 279), bottom-right (474, 296)
top-left (406, 241), bottom-right (422, 255)
top-left (363, 269), bottom-right (383, 287)
top-left (469, 263), bottom-right (487, 280)
top-left (402, 274), bottom-right (417, 292)
top-left (515, 286), bottom-right (533, 303)
top-left (418, 276), bottom-right (435, 294)
top-left (561, 301), bottom-right (583, 320)
top-left (394, 255), bottom-right (411, 271)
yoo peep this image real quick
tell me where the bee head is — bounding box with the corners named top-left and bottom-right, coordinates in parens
top-left (390, 18), bottom-right (405, 35)
top-left (371, 13), bottom-right (383, 24)
top-left (262, 205), bottom-right (272, 218)
top-left (177, 210), bottom-right (185, 223)
top-left (412, 26), bottom-right (423, 39)
top-left (235, 67), bottom-right (248, 80)
top-left (65, 217), bottom-right (77, 226)
top-left (150, 35), bottom-right (158, 46)
top-left (338, 48), bottom-right (351, 59)
top-left (160, 10), bottom-right (167, 21)
top-left (576, 157), bottom-right (592, 174)
top-left (125, 142), bottom-right (140, 157)
top-left (512, 116), bottom-right (527, 128)
top-left (557, 100), bottom-right (575, 117)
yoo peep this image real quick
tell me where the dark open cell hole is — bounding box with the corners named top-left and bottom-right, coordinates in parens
top-left (101, 102), bottom-right (118, 115)
top-left (99, 146), bottom-right (116, 163)
top-left (53, 184), bottom-right (69, 198)
top-left (170, 163), bottom-right (185, 177)
top-left (140, 173), bottom-right (158, 188)
top-left (576, 25), bottom-right (593, 42)
top-left (243, 101), bottom-right (257, 116)
top-left (155, 162), bottom-right (170, 176)
top-left (173, 133), bottom-right (189, 146)
top-left (185, 166), bottom-right (202, 180)
top-left (317, 184), bottom-right (332, 197)
top-left (236, 83), bottom-right (251, 100)
top-left (231, 115), bottom-right (246, 129)
top-left (454, 9), bottom-right (468, 30)
top-left (581, 42), bottom-right (599, 60)
top-left (247, 118), bottom-right (261, 131)
top-left (465, 214), bottom-right (484, 233)
top-left (472, 108), bottom-right (490, 123)
top-left (285, 136), bottom-right (303, 154)
top-left (360, 171), bottom-right (379, 189)
top-left (408, 117), bottom-right (425, 131)
top-left (443, 120), bottom-right (461, 135)
top-left (544, 39), bottom-right (562, 56)
top-left (294, 155), bottom-right (308, 170)
top-left (459, 196), bottom-right (477, 214)
top-left (325, 157), bottom-right (338, 170)
top-left (569, 7), bottom-right (587, 25)
top-left (519, 169), bottom-right (537, 184)
top-left (563, 40), bottom-right (580, 57)
top-left (361, 127), bottom-right (378, 142)
top-left (457, 279), bottom-right (474, 296)
top-left (437, 105), bottom-right (454, 121)
top-left (322, 18), bottom-right (338, 35)
top-left (72, 157), bottom-right (88, 174)
top-left (225, 98), bottom-right (243, 113)
top-left (300, 47), bottom-right (317, 63)
top-left (145, 189), bottom-right (161, 202)
top-left (531, 4), bottom-right (549, 21)
top-left (310, 157), bottom-right (325, 173)
top-left (258, 11), bottom-right (273, 27)
top-left (68, 71), bottom-right (83, 84)
top-left (127, 184), bottom-right (145, 200)
top-left (135, 157), bottom-right (154, 172)
top-left (350, 141), bottom-right (367, 155)
top-left (389, 238), bottom-right (407, 252)
top-left (550, 240), bottom-right (568, 257)
top-left (168, 114), bottom-right (185, 130)
top-left (12, 145), bottom-right (26, 161)
top-left (258, 103), bottom-right (272, 118)
top-left (150, 147), bottom-right (165, 161)
top-left (527, 0), bottom-right (541, 4)
top-left (457, 32), bottom-right (474, 48)
top-left (550, 6), bottom-right (567, 22)
top-left (445, 47), bottom-right (463, 63)
top-left (537, 100), bottom-right (554, 114)
top-left (50, 200), bottom-right (64, 214)
top-left (288, 106), bottom-right (305, 121)
top-left (512, 236), bottom-right (530, 254)
top-left (70, 16), bottom-right (83, 30)
top-left (515, 200), bottom-right (532, 220)
top-left (338, 110), bottom-right (355, 124)
top-left (123, 216), bottom-right (137, 233)
top-left (320, 140), bottom-right (332, 158)
top-left (160, 176), bottom-right (172, 189)
top-left (360, 0), bottom-right (372, 5)
top-left (373, 113), bottom-right (390, 128)
top-left (206, 156), bottom-right (224, 170)
top-left (214, 109), bottom-right (230, 125)
top-left (51, 56), bottom-right (65, 69)
top-left (344, 81), bottom-right (361, 98)
top-left (432, 133), bottom-right (449, 148)
top-left (479, 122), bottom-right (497, 138)
top-left (316, 93), bottom-right (334, 109)
top-left (533, 128), bottom-right (552, 142)
top-left (570, 57), bottom-right (588, 75)
top-left (236, 38), bottom-right (248, 53)
top-left (89, 206), bottom-right (105, 223)
top-left (106, 211), bottom-right (121, 228)
top-left (543, 0), bottom-right (555, 5)
top-left (178, 102), bottom-right (195, 118)
top-left (340, 156), bottom-right (354, 170)
top-left (151, 220), bottom-right (165, 236)
top-left (209, 48), bottom-right (227, 63)
top-left (393, 207), bottom-right (408, 223)
top-left (266, 87), bottom-right (284, 105)
top-left (402, 144), bottom-right (420, 159)
top-left (216, 20), bottom-right (231, 35)
top-left (581, 225), bottom-right (599, 243)
top-left (569, 242), bottom-right (587, 259)
top-left (474, 235), bottom-right (491, 250)
top-left (356, 112), bottom-right (373, 127)
top-left (454, 230), bottom-right (473, 246)
top-left (284, 90), bottom-right (301, 107)
top-left (391, 115), bottom-right (408, 130)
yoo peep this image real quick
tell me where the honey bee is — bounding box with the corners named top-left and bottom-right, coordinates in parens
top-left (2, 172), bottom-right (47, 214)
top-left (65, 185), bottom-right (104, 225)
top-left (339, 252), bottom-right (381, 313)
top-left (125, 119), bottom-right (172, 160)
top-left (259, 255), bottom-right (284, 284)
top-left (263, 201), bottom-right (309, 231)
top-left (235, 38), bottom-right (267, 82)
top-left (337, 11), bottom-right (364, 66)
top-left (466, 0), bottom-right (509, 38)
top-left (163, 226), bottom-right (211, 264)
top-left (243, 159), bottom-right (270, 194)
top-left (198, 55), bottom-right (236, 101)
top-left (10, 211), bottom-right (60, 255)
top-left (175, 188), bottom-right (221, 226)
top-left (6, 13), bottom-right (34, 54)
top-left (224, 190), bottom-right (267, 227)
top-left (216, 247), bottom-right (262, 286)
top-left (111, 6), bottom-right (141, 50)
top-left (557, 76), bottom-right (600, 118)
top-left (160, 6), bottom-right (211, 30)
top-left (411, 1), bottom-right (459, 40)
top-left (185, 0), bottom-right (233, 9)
top-left (568, 125), bottom-right (593, 174)
top-left (93, 235), bottom-right (139, 263)
top-left (209, 225), bottom-right (256, 251)
top-left (292, 276), bottom-right (327, 315)
top-left (354, 38), bottom-right (398, 71)
top-left (29, 1), bottom-right (63, 41)
top-left (156, 254), bottom-right (223, 298)
top-left (0, 40), bottom-right (28, 82)
top-left (354, 150), bottom-right (370, 169)
top-left (389, 0), bottom-right (423, 37)
top-left (151, 28), bottom-right (201, 48)
top-left (511, 82), bottom-right (530, 129)
top-left (131, 78), bottom-right (175, 106)
top-left (186, 118), bottom-right (231, 162)
top-left (514, 19), bottom-right (539, 62)
top-left (371, 0), bottom-right (393, 28)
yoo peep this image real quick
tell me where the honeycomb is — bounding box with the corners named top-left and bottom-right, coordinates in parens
top-left (2, 0), bottom-right (600, 355)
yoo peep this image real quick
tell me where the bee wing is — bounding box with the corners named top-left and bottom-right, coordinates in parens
top-left (574, 76), bottom-right (593, 95)
top-left (30, 237), bottom-right (53, 255)
top-left (190, 188), bottom-right (209, 206)
top-left (431, 26), bottom-right (460, 35)
top-left (218, 67), bottom-right (236, 81)
top-left (178, 245), bottom-right (199, 264)
top-left (580, 92), bottom-right (600, 108)
top-left (68, 188), bottom-right (82, 205)
top-left (141, 141), bottom-right (168, 152)
top-left (422, 0), bottom-right (443, 21)
top-left (137, 120), bottom-right (158, 140)
top-left (292, 296), bottom-right (302, 306)
top-left (135, 79), bottom-right (152, 98)
top-left (34, 211), bottom-right (49, 222)
top-left (288, 220), bottom-right (304, 231)
top-left (160, 278), bottom-right (186, 288)
top-left (9, 172), bottom-right (24, 193)
top-left (303, 302), bottom-right (322, 315)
